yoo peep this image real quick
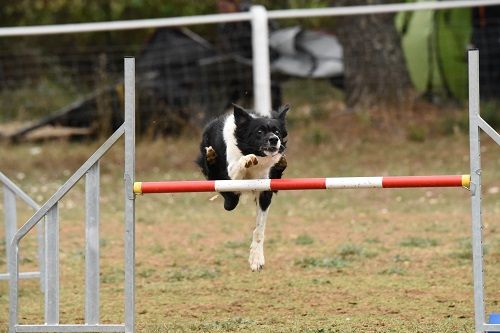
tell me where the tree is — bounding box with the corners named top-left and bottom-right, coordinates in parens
top-left (333, 0), bottom-right (414, 112)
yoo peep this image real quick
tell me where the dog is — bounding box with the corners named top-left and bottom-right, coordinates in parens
top-left (196, 104), bottom-right (289, 271)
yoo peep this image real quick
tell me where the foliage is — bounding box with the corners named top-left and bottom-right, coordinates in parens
top-left (396, 7), bottom-right (471, 101)
top-left (0, 1), bottom-right (216, 26)
top-left (481, 101), bottom-right (500, 130)
top-left (0, 1), bottom-right (216, 58)
top-left (0, 0), bottom-right (338, 54)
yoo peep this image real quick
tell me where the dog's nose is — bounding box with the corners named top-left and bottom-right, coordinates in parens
top-left (269, 136), bottom-right (278, 145)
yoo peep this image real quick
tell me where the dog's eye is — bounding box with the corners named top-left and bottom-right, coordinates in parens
top-left (274, 129), bottom-right (280, 135)
top-left (257, 129), bottom-right (263, 135)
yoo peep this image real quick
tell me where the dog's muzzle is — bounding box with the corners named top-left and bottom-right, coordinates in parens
top-left (261, 144), bottom-right (284, 156)
top-left (261, 135), bottom-right (284, 156)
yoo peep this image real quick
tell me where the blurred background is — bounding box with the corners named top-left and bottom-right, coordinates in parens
top-left (1, 0), bottom-right (499, 141)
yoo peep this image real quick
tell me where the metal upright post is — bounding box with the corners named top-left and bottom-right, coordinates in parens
top-left (3, 186), bottom-right (16, 276)
top-left (468, 49), bottom-right (486, 333)
top-left (37, 216), bottom-right (45, 292)
top-left (124, 57), bottom-right (136, 333)
top-left (251, 5), bottom-right (272, 117)
top-left (45, 203), bottom-right (59, 324)
top-left (8, 228), bottom-right (18, 333)
top-left (85, 161), bottom-right (100, 325)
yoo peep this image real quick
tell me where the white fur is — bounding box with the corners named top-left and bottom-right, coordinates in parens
top-left (223, 114), bottom-right (242, 169)
top-left (223, 114), bottom-right (282, 180)
top-left (249, 206), bottom-right (268, 271)
top-left (222, 113), bottom-right (282, 271)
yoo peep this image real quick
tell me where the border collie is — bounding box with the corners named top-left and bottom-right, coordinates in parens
top-left (196, 104), bottom-right (289, 271)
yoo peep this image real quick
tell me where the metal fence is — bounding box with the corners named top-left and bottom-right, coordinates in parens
top-left (0, 172), bottom-right (44, 286)
top-left (1, 1), bottom-right (500, 140)
top-left (8, 125), bottom-right (128, 332)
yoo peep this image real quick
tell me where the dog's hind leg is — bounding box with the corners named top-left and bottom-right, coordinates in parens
top-left (249, 191), bottom-right (273, 271)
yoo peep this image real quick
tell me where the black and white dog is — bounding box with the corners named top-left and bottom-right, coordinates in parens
top-left (196, 104), bottom-right (289, 271)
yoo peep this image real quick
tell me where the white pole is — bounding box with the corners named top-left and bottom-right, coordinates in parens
top-left (0, 12), bottom-right (252, 37)
top-left (267, 0), bottom-right (500, 19)
top-left (251, 5), bottom-right (272, 117)
top-left (0, 0), bottom-right (499, 37)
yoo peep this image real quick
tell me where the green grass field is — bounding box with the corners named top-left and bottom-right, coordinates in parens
top-left (1, 109), bottom-right (500, 332)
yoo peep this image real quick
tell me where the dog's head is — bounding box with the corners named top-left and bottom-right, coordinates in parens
top-left (233, 104), bottom-right (289, 157)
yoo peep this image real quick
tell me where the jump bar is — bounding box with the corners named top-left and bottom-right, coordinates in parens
top-left (134, 175), bottom-right (470, 194)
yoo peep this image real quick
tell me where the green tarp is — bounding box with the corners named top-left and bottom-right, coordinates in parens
top-left (396, 1), bottom-right (471, 100)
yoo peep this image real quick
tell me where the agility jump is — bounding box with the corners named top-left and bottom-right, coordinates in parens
top-left (6, 49), bottom-right (500, 333)
top-left (133, 175), bottom-right (471, 194)
top-left (127, 49), bottom-right (497, 333)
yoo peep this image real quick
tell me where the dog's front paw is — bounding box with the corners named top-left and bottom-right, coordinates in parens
top-left (249, 243), bottom-right (265, 272)
top-left (241, 154), bottom-right (259, 169)
top-left (205, 146), bottom-right (217, 165)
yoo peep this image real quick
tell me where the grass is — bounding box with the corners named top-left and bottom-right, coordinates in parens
top-left (194, 317), bottom-right (255, 331)
top-left (165, 267), bottom-right (220, 282)
top-left (379, 266), bottom-right (407, 276)
top-left (1, 108), bottom-right (500, 332)
top-left (294, 256), bottom-right (348, 269)
top-left (336, 243), bottom-right (365, 258)
top-left (224, 240), bottom-right (249, 249)
top-left (399, 237), bottom-right (439, 248)
top-left (295, 234), bottom-right (315, 245)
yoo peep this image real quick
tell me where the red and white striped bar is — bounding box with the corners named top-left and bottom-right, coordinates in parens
top-left (134, 175), bottom-right (470, 194)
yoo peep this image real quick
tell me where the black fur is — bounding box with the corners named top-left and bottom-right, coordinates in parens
top-left (196, 104), bottom-right (289, 211)
top-left (196, 117), bottom-right (229, 181)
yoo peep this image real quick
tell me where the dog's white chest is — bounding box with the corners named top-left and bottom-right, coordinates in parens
top-left (222, 115), bottom-right (281, 180)
top-left (246, 155), bottom-right (282, 179)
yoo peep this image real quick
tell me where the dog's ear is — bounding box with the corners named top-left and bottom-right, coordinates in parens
top-left (233, 103), bottom-right (251, 126)
top-left (277, 104), bottom-right (290, 121)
